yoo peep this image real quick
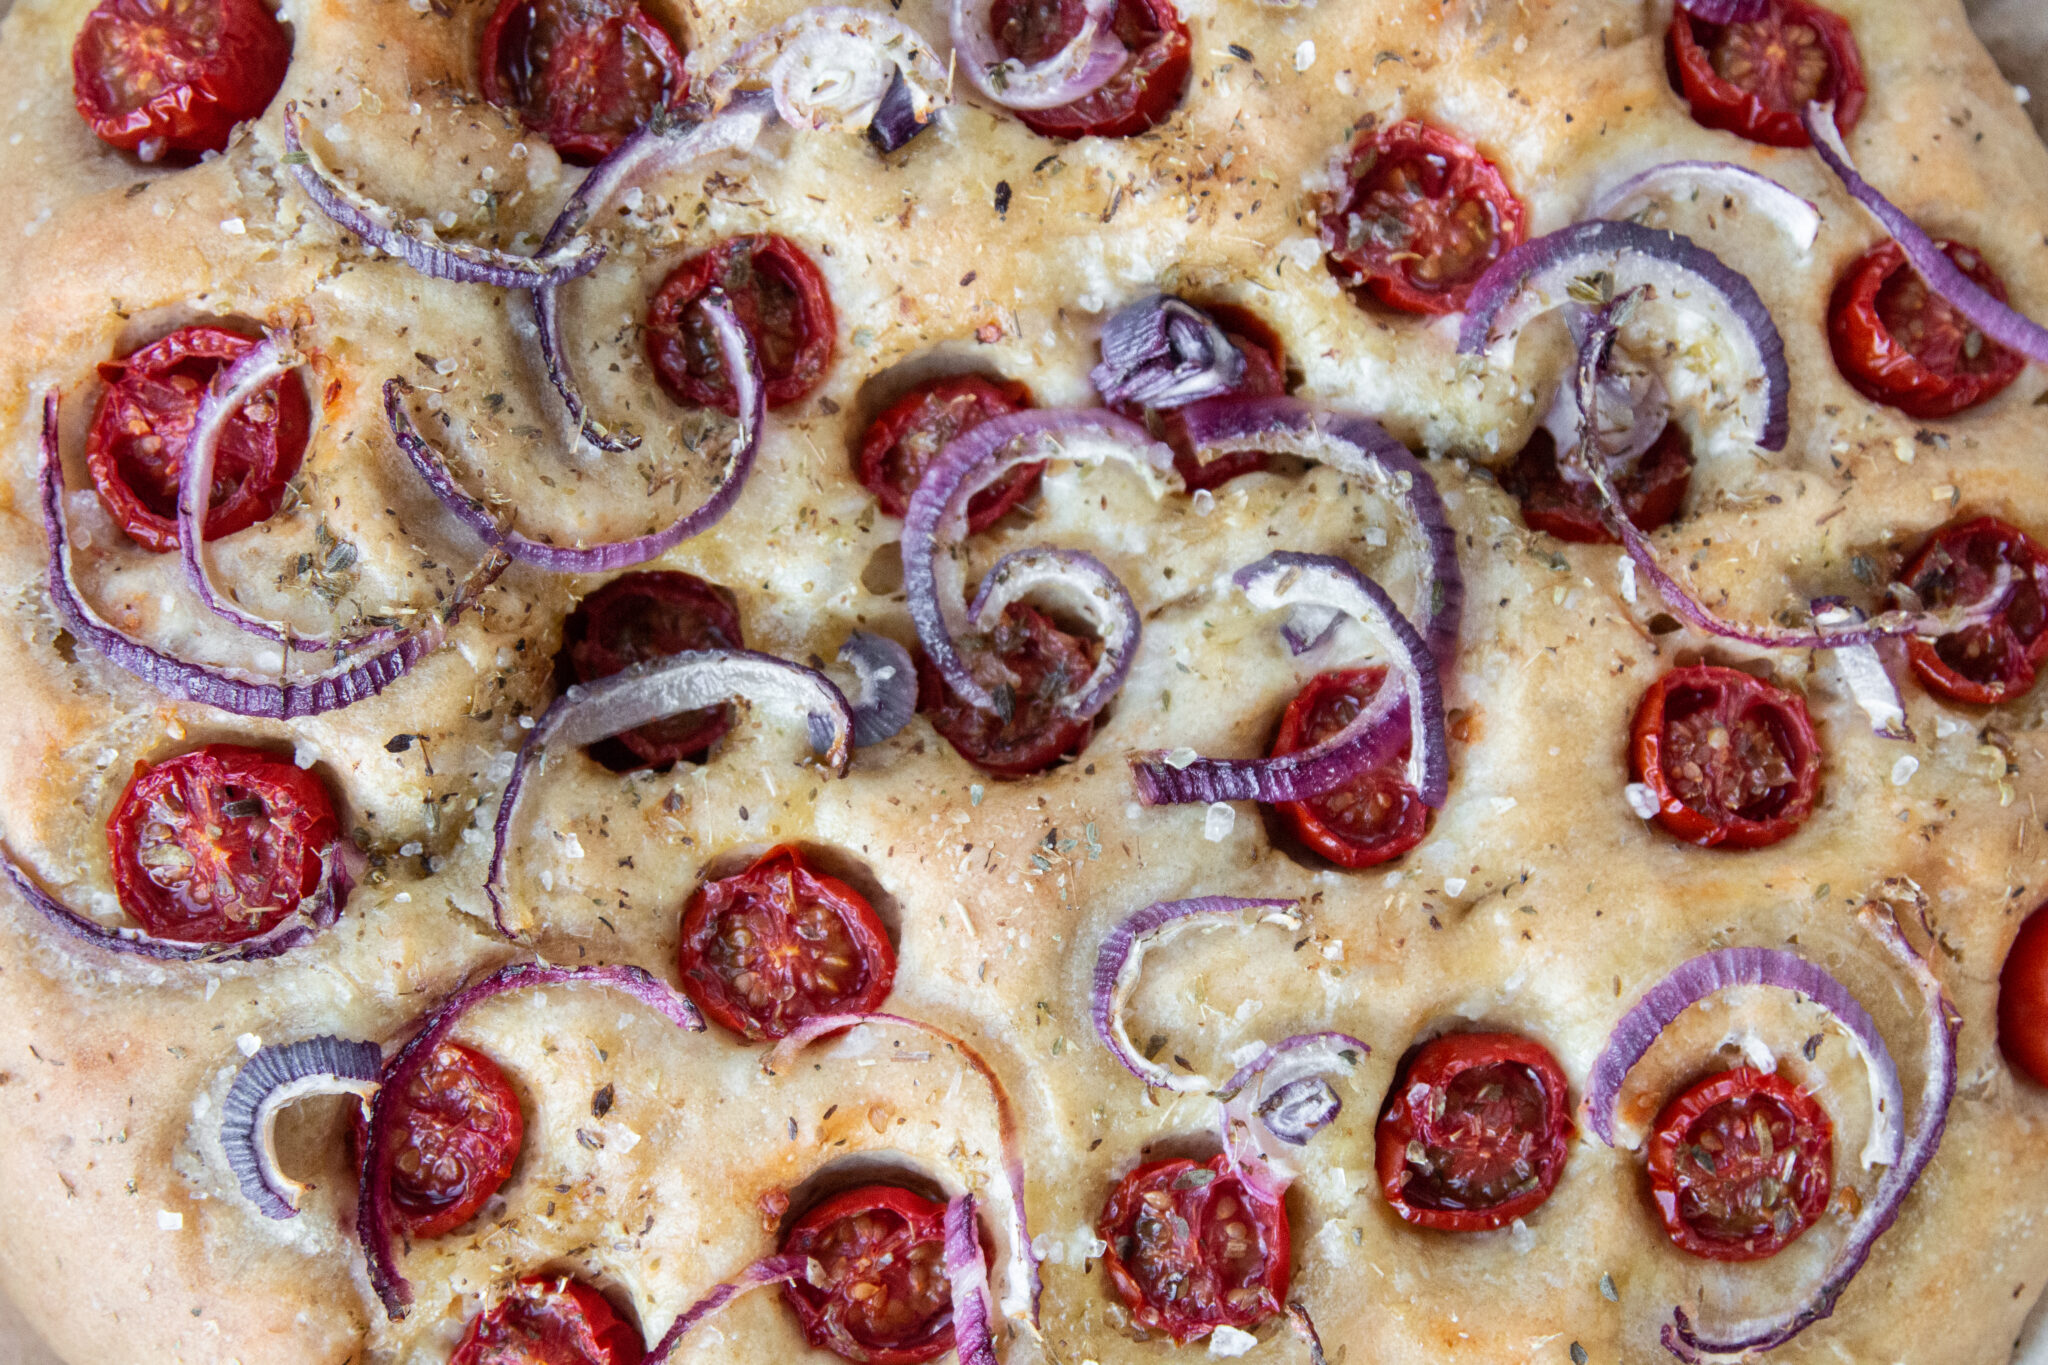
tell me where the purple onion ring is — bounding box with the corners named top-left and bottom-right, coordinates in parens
top-left (949, 0), bottom-right (1125, 110)
top-left (1589, 160), bottom-right (1820, 251)
top-left (645, 1254), bottom-right (813, 1362)
top-left (221, 1035), bottom-right (381, 1219)
top-left (1089, 295), bottom-right (1247, 410)
top-left (837, 630), bottom-right (917, 747)
top-left (943, 1194), bottom-right (1002, 1365)
top-left (707, 7), bottom-right (948, 136)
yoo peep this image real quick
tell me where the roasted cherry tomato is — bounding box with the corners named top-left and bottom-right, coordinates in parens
top-left (780, 1185), bottom-right (956, 1364)
top-left (85, 325), bottom-right (311, 554)
top-left (1668, 0), bottom-right (1864, 148)
top-left (1324, 119), bottom-right (1527, 316)
top-left (1999, 903), bottom-right (2048, 1086)
top-left (1828, 239), bottom-right (2025, 419)
top-left (1645, 1065), bottom-right (1833, 1261)
top-left (372, 1041), bottom-right (524, 1240)
top-left (647, 235), bottom-right (836, 415)
top-left (106, 743), bottom-right (339, 943)
top-left (478, 0), bottom-right (688, 165)
top-left (914, 603), bottom-right (1098, 777)
top-left (72, 0), bottom-right (292, 161)
top-left (677, 845), bottom-right (896, 1041)
top-left (1629, 665), bottom-right (1820, 850)
top-left (994, 0), bottom-right (1190, 141)
top-left (856, 375), bottom-right (1040, 533)
top-left (1502, 422), bottom-right (1694, 545)
top-left (1098, 1154), bottom-right (1290, 1343)
top-left (1268, 666), bottom-right (1430, 870)
top-left (561, 571), bottom-right (744, 767)
top-left (1897, 517), bottom-right (2048, 706)
top-left (1375, 1031), bottom-right (1573, 1232)
top-left (1121, 303), bottom-right (1287, 492)
top-left (452, 1275), bottom-right (645, 1365)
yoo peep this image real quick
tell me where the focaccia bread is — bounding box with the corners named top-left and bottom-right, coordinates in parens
top-left (4, 0), bottom-right (2048, 1362)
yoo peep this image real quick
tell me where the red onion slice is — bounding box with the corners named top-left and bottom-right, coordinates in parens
top-left (837, 630), bottom-right (917, 747)
top-left (1089, 295), bottom-right (1248, 410)
top-left (1803, 101), bottom-right (2048, 367)
top-left (767, 1011), bottom-right (1039, 1325)
top-left (1678, 0), bottom-right (1770, 18)
top-left (965, 547), bottom-right (1141, 722)
top-left (1090, 897), bottom-right (1302, 1093)
top-left (901, 408), bottom-right (1171, 718)
top-left (1172, 397), bottom-right (1463, 668)
top-left (1589, 161), bottom-right (1820, 251)
top-left (944, 1194), bottom-right (1002, 1365)
top-left (486, 649), bottom-right (855, 935)
top-left (389, 291), bottom-right (761, 572)
top-left (531, 97), bottom-right (774, 453)
top-left (1279, 603), bottom-right (1342, 656)
top-left (221, 1035), bottom-right (381, 1219)
top-left (1, 836), bottom-right (354, 963)
top-left (949, 0), bottom-right (1125, 110)
top-left (359, 962), bottom-right (704, 1317)
top-left (283, 106), bottom-right (602, 289)
top-left (1458, 218), bottom-right (1791, 452)
top-left (1217, 1031), bottom-right (1368, 1202)
top-left (644, 1254), bottom-right (814, 1362)
top-left (1288, 1302), bottom-right (1328, 1365)
top-left (1130, 552), bottom-right (1448, 808)
top-left (708, 7), bottom-right (948, 136)
top-left (865, 71), bottom-right (928, 152)
top-left (1812, 599), bottom-right (1912, 741)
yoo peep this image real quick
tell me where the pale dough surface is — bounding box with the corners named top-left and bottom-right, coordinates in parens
top-left (3, 0), bottom-right (2048, 1362)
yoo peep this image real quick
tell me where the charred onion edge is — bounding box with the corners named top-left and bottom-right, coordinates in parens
top-left (1812, 598), bottom-right (1913, 741)
top-left (388, 292), bottom-right (762, 571)
top-left (949, 0), bottom-right (1125, 110)
top-left (1289, 1302), bottom-right (1329, 1365)
top-left (359, 962), bottom-right (704, 1318)
top-left (1129, 552), bottom-right (1448, 808)
top-left (1589, 161), bottom-right (1820, 251)
top-left (1089, 295), bottom-right (1248, 410)
top-left (282, 105), bottom-right (602, 288)
top-left (1218, 1030), bottom-right (1368, 1201)
top-left (644, 1253), bottom-right (813, 1362)
top-left (485, 648), bottom-right (855, 936)
top-left (221, 1035), bottom-right (381, 1219)
top-left (838, 629), bottom-right (917, 746)
top-left (1091, 897), bottom-right (1302, 1093)
top-left (708, 7), bottom-right (948, 135)
top-left (944, 1193), bottom-right (1002, 1365)
top-left (1657, 906), bottom-right (1960, 1361)
top-left (1457, 218), bottom-right (1791, 453)
top-left (965, 547), bottom-right (1141, 721)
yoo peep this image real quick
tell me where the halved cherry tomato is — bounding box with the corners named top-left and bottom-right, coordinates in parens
top-left (106, 743), bottom-right (338, 943)
top-left (1324, 120), bottom-right (1527, 316)
top-left (1828, 240), bottom-right (2025, 419)
top-left (72, 0), bottom-right (292, 161)
top-left (1999, 902), bottom-right (2048, 1086)
top-left (856, 375), bottom-right (1040, 533)
top-left (1502, 422), bottom-right (1694, 545)
top-left (478, 0), bottom-right (688, 165)
top-left (86, 325), bottom-right (310, 554)
top-left (994, 0), bottom-right (1190, 141)
top-left (677, 845), bottom-right (896, 1041)
top-left (1645, 1065), bottom-right (1833, 1261)
top-left (1668, 0), bottom-right (1865, 148)
top-left (780, 1185), bottom-right (956, 1364)
top-left (1897, 517), bottom-right (2048, 706)
top-left (1375, 1031), bottom-right (1572, 1232)
top-left (1098, 1154), bottom-right (1290, 1343)
top-left (914, 603), bottom-right (1098, 777)
top-left (1629, 665), bottom-right (1820, 850)
top-left (561, 571), bottom-right (744, 767)
top-left (1268, 666), bottom-right (1430, 870)
top-left (452, 1275), bottom-right (644, 1365)
top-left (647, 235), bottom-right (837, 415)
top-left (1115, 303), bottom-right (1287, 492)
top-left (370, 1041), bottom-right (524, 1240)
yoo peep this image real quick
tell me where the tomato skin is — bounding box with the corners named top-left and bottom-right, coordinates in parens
top-left (780, 1185), bottom-right (956, 1364)
top-left (72, 0), bottom-right (292, 160)
top-left (914, 603), bottom-right (1098, 778)
top-left (1629, 665), bottom-right (1821, 850)
top-left (86, 325), bottom-right (311, 554)
top-left (1645, 1066), bottom-right (1833, 1262)
top-left (646, 235), bottom-right (837, 415)
top-left (371, 1041), bottom-right (524, 1241)
top-left (1502, 422), bottom-right (1694, 545)
top-left (997, 0), bottom-right (1191, 141)
top-left (1323, 120), bottom-right (1527, 316)
top-left (478, 0), bottom-right (689, 166)
top-left (1268, 667), bottom-right (1430, 870)
top-left (1667, 0), bottom-right (1865, 148)
top-left (1375, 1032), bottom-right (1572, 1232)
top-left (1897, 517), bottom-right (2048, 706)
top-left (1097, 1154), bottom-right (1290, 1343)
top-left (105, 743), bottom-right (339, 943)
top-left (451, 1276), bottom-right (645, 1365)
top-left (560, 571), bottom-right (744, 768)
top-left (1828, 240), bottom-right (2026, 420)
top-left (677, 845), bottom-right (896, 1041)
top-left (856, 375), bottom-right (1040, 533)
top-left (1999, 904), bottom-right (2048, 1086)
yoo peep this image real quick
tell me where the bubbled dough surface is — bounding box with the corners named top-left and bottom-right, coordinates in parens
top-left (2, 0), bottom-right (2048, 1361)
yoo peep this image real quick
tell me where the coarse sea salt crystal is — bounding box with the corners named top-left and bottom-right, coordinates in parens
top-left (1203, 803), bottom-right (1235, 841)
top-left (236, 1034), bottom-right (261, 1058)
top-left (1208, 1325), bottom-right (1258, 1356)
top-left (158, 1210), bottom-right (184, 1231)
top-left (1624, 783), bottom-right (1660, 819)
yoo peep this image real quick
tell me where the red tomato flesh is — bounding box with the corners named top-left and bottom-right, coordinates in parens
top-left (1502, 421), bottom-right (1694, 545)
top-left (1897, 517), bottom-right (2048, 706)
top-left (478, 0), bottom-right (689, 165)
top-left (914, 603), bottom-right (1098, 777)
top-left (994, 0), bottom-right (1191, 141)
top-left (1629, 665), bottom-right (1820, 850)
top-left (856, 375), bottom-right (1040, 533)
top-left (780, 1185), bottom-right (956, 1364)
top-left (452, 1275), bottom-right (644, 1365)
top-left (561, 571), bottom-right (744, 767)
top-left (646, 235), bottom-right (837, 415)
top-left (1999, 902), bottom-right (2048, 1086)
top-left (1098, 1154), bottom-right (1290, 1343)
top-left (1828, 239), bottom-right (2025, 420)
top-left (1645, 1065), bottom-right (1833, 1261)
top-left (1268, 666), bottom-right (1430, 870)
top-left (1668, 0), bottom-right (1865, 148)
top-left (374, 1041), bottom-right (524, 1240)
top-left (72, 0), bottom-right (292, 160)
